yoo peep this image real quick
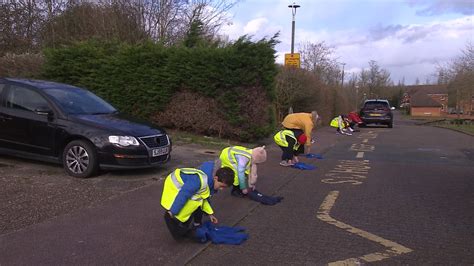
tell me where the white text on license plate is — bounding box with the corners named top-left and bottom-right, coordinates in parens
top-left (152, 146), bottom-right (169, 157)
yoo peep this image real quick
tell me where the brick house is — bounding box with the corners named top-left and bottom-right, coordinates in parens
top-left (402, 85), bottom-right (448, 116)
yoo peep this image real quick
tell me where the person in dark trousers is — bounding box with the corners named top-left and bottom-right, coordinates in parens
top-left (281, 111), bottom-right (319, 154)
top-left (274, 129), bottom-right (307, 166)
top-left (161, 162), bottom-right (234, 241)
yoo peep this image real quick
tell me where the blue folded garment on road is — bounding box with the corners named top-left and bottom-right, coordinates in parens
top-left (247, 190), bottom-right (283, 205)
top-left (195, 221), bottom-right (248, 245)
top-left (291, 162), bottom-right (316, 170)
top-left (305, 153), bottom-right (323, 159)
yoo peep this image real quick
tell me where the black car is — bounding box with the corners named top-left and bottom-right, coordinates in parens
top-left (0, 78), bottom-right (171, 178)
top-left (359, 99), bottom-right (394, 128)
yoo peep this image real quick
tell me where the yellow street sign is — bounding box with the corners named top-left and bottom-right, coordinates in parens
top-left (285, 53), bottom-right (300, 68)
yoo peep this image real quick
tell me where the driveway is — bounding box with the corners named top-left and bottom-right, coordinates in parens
top-left (0, 143), bottom-right (219, 235)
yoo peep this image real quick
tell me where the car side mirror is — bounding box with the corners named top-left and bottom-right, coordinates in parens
top-left (35, 106), bottom-right (53, 116)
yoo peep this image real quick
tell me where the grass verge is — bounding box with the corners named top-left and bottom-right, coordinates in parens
top-left (435, 124), bottom-right (474, 136)
top-left (167, 129), bottom-right (258, 150)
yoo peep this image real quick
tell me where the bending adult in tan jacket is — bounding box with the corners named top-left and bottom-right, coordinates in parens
top-left (281, 111), bottom-right (319, 154)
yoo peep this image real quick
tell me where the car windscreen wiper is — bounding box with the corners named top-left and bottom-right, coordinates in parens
top-left (90, 111), bottom-right (116, 115)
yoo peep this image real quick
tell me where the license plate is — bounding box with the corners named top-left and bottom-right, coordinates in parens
top-left (370, 113), bottom-right (382, 116)
top-left (152, 146), bottom-right (169, 157)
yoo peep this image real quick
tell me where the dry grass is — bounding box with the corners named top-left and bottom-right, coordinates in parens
top-left (167, 129), bottom-right (258, 150)
top-left (436, 124), bottom-right (474, 135)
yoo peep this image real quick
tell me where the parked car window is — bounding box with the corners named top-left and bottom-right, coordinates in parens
top-left (5, 85), bottom-right (49, 112)
top-left (363, 101), bottom-right (389, 110)
top-left (43, 87), bottom-right (116, 115)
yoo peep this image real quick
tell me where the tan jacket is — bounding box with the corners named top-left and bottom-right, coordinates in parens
top-left (282, 113), bottom-right (314, 145)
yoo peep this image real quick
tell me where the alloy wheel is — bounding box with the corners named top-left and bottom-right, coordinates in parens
top-left (65, 145), bottom-right (90, 174)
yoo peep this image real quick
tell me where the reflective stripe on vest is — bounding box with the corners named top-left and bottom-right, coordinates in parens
top-left (219, 146), bottom-right (252, 186)
top-left (274, 130), bottom-right (288, 147)
top-left (170, 168), bottom-right (209, 201)
top-left (226, 146), bottom-right (251, 171)
top-left (274, 130), bottom-right (299, 150)
top-left (160, 168), bottom-right (212, 222)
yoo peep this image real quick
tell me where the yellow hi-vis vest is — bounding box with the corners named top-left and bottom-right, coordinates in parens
top-left (330, 117), bottom-right (340, 128)
top-left (274, 130), bottom-right (300, 151)
top-left (219, 146), bottom-right (251, 186)
top-left (160, 168), bottom-right (212, 223)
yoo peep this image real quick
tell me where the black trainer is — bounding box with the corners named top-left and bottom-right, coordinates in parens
top-left (231, 185), bottom-right (245, 197)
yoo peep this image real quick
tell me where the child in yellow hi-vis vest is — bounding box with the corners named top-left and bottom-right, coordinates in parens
top-left (330, 115), bottom-right (353, 135)
top-left (274, 129), bottom-right (307, 166)
top-left (161, 162), bottom-right (234, 241)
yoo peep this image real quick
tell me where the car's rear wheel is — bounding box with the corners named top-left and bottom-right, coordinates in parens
top-left (388, 121), bottom-right (393, 128)
top-left (63, 140), bottom-right (98, 178)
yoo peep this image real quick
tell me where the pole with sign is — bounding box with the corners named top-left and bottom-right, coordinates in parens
top-left (285, 53), bottom-right (300, 68)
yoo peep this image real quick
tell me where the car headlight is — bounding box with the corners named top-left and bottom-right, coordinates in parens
top-left (108, 136), bottom-right (139, 146)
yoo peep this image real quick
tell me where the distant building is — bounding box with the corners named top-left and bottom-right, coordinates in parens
top-left (402, 85), bottom-right (448, 117)
top-left (459, 95), bottom-right (474, 115)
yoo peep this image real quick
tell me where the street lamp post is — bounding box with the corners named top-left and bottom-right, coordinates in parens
top-left (341, 62), bottom-right (346, 86)
top-left (355, 85), bottom-right (359, 110)
top-left (288, 2), bottom-right (300, 54)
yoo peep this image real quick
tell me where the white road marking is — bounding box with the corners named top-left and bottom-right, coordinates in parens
top-left (350, 143), bottom-right (375, 152)
top-left (362, 139), bottom-right (369, 143)
top-left (317, 191), bottom-right (413, 265)
top-left (356, 152), bottom-right (364, 158)
top-left (321, 160), bottom-right (370, 185)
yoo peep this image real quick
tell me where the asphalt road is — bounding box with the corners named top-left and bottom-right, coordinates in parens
top-left (1, 113), bottom-right (473, 265)
top-left (189, 115), bottom-right (474, 265)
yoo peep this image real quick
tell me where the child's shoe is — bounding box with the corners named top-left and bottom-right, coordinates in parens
top-left (279, 160), bottom-right (293, 167)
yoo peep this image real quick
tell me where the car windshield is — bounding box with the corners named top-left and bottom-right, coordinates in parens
top-left (364, 102), bottom-right (389, 110)
top-left (44, 87), bottom-right (117, 115)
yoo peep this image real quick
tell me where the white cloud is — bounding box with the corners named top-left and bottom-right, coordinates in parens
top-left (244, 18), bottom-right (269, 35)
top-left (293, 16), bottom-right (473, 84)
top-left (407, 0), bottom-right (474, 16)
top-left (222, 1), bottom-right (473, 84)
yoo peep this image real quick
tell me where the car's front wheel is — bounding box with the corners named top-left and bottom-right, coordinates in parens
top-left (63, 140), bottom-right (98, 178)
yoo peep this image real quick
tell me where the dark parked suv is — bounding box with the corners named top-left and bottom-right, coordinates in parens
top-left (359, 99), bottom-right (394, 128)
top-left (0, 78), bottom-right (171, 178)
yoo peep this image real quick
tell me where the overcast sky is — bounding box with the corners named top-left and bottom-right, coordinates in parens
top-left (221, 0), bottom-right (473, 85)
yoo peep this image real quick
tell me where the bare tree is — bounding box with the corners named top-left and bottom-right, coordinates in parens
top-left (362, 60), bottom-right (392, 98)
top-left (182, 0), bottom-right (236, 39)
top-left (130, 0), bottom-right (183, 45)
top-left (299, 41), bottom-right (342, 86)
top-left (131, 0), bottom-right (237, 45)
top-left (0, 0), bottom-right (239, 54)
top-left (436, 42), bottom-right (473, 113)
top-left (39, 0), bottom-right (150, 47)
top-left (0, 0), bottom-right (45, 55)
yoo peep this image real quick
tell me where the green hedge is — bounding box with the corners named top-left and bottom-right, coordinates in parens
top-left (41, 37), bottom-right (278, 141)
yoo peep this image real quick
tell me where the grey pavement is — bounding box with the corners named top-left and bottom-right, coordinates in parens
top-left (0, 124), bottom-right (341, 265)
